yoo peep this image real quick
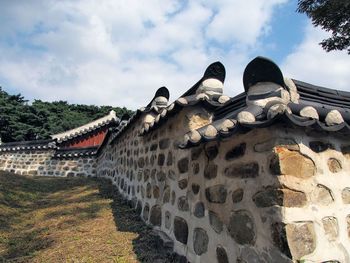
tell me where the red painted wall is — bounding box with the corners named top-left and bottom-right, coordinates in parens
top-left (62, 129), bottom-right (107, 148)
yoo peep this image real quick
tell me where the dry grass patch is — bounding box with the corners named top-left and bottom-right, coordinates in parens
top-left (0, 171), bottom-right (183, 263)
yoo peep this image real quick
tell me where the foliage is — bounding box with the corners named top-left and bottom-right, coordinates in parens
top-left (0, 87), bottom-right (132, 142)
top-left (297, 0), bottom-right (350, 54)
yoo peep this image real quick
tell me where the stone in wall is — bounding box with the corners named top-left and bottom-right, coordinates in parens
top-left (311, 184), bottom-right (334, 205)
top-left (146, 183), bottom-right (152, 198)
top-left (192, 184), bottom-right (200, 194)
top-left (165, 211), bottom-right (171, 229)
top-left (286, 222), bottom-right (316, 259)
top-left (141, 186), bottom-right (145, 198)
top-left (171, 191), bottom-right (176, 205)
top-left (192, 162), bottom-right (200, 174)
top-left (136, 200), bottom-right (142, 214)
top-left (143, 203), bottom-right (150, 221)
top-left (254, 138), bottom-right (299, 153)
top-left (271, 222), bottom-right (291, 259)
top-left (158, 154), bottom-right (165, 166)
top-left (153, 185), bottom-right (160, 198)
top-left (156, 171), bottom-right (166, 182)
top-left (322, 216), bottom-right (338, 241)
top-left (209, 211), bottom-right (223, 233)
top-left (342, 188), bottom-right (350, 204)
top-left (159, 138), bottom-right (170, 150)
top-left (232, 188), bottom-right (244, 203)
top-left (174, 216), bottom-right (188, 244)
top-left (270, 147), bottom-right (315, 178)
top-left (228, 210), bottom-right (256, 245)
top-left (309, 141), bottom-right (334, 153)
top-left (225, 143), bottom-right (246, 160)
top-left (144, 169), bottom-right (150, 182)
top-left (178, 196), bottom-right (189, 211)
top-left (216, 246), bottom-right (229, 263)
top-left (194, 202), bottom-right (205, 218)
top-left (168, 169), bottom-right (176, 180)
top-left (327, 158), bottom-right (342, 173)
top-left (178, 157), bottom-right (189, 174)
top-left (191, 147), bottom-right (202, 161)
top-left (193, 228), bottom-right (209, 255)
top-left (166, 151), bottom-right (173, 166)
top-left (252, 186), bottom-right (307, 208)
top-left (204, 163), bottom-right (217, 179)
top-left (163, 186), bottom-right (170, 203)
top-left (150, 143), bottom-right (158, 151)
top-left (205, 144), bottom-right (218, 160)
top-left (224, 162), bottom-right (259, 178)
top-left (178, 179), bottom-right (188, 190)
top-left (187, 110), bottom-right (211, 131)
top-left (205, 185), bottom-right (227, 203)
top-left (150, 205), bottom-right (162, 226)
top-left (138, 157), bottom-right (145, 168)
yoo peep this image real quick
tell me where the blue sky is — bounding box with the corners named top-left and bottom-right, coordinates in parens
top-left (0, 0), bottom-right (349, 109)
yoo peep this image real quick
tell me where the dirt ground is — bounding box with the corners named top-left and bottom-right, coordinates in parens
top-left (0, 171), bottom-right (185, 263)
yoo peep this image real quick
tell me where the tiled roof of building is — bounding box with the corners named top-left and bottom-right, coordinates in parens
top-left (51, 110), bottom-right (119, 143)
top-left (0, 139), bottom-right (56, 152)
top-left (108, 87), bottom-right (171, 145)
top-left (140, 62), bottom-right (230, 135)
top-left (54, 146), bottom-right (98, 158)
top-left (179, 57), bottom-right (350, 148)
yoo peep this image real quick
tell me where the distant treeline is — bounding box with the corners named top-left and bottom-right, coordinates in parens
top-left (0, 87), bottom-right (132, 142)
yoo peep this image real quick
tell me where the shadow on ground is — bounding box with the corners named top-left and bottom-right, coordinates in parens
top-left (0, 172), bottom-right (108, 262)
top-left (97, 179), bottom-right (187, 263)
top-left (0, 172), bottom-right (187, 262)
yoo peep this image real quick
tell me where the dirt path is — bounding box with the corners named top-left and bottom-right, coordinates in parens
top-left (0, 172), bottom-right (184, 263)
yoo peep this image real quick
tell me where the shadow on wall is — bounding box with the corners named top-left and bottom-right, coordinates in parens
top-left (96, 179), bottom-right (188, 263)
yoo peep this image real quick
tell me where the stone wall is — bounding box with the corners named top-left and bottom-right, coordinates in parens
top-left (96, 105), bottom-right (350, 262)
top-left (0, 150), bottom-right (96, 177)
top-left (1, 103), bottom-right (349, 262)
top-left (271, 128), bottom-right (350, 262)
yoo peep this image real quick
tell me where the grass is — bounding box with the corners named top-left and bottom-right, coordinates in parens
top-left (0, 171), bottom-right (183, 263)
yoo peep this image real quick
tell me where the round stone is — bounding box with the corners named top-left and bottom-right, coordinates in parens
top-left (216, 246), bottom-right (229, 263)
top-left (149, 205), bottom-right (162, 226)
top-left (163, 186), bottom-right (170, 203)
top-left (178, 179), bottom-right (188, 190)
top-left (178, 196), bottom-right (189, 211)
top-left (209, 211), bottom-right (223, 233)
top-left (165, 211), bottom-right (171, 229)
top-left (205, 184), bottom-right (227, 203)
top-left (174, 216), bottom-right (188, 244)
top-left (193, 228), bottom-right (209, 255)
top-left (143, 203), bottom-right (150, 221)
top-left (327, 158), bottom-right (342, 173)
top-left (204, 163), bottom-right (218, 179)
top-left (194, 202), bottom-right (205, 218)
top-left (232, 188), bottom-right (244, 203)
top-left (153, 185), bottom-right (160, 198)
top-left (228, 210), bottom-right (256, 245)
top-left (178, 157), bottom-right (189, 173)
top-left (192, 184), bottom-right (200, 194)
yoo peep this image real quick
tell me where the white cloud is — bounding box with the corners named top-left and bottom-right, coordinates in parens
top-left (282, 23), bottom-right (350, 92)
top-left (204, 0), bottom-right (287, 45)
top-left (0, 0), bottom-right (289, 109)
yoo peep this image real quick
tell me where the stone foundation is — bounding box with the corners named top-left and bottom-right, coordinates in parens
top-left (0, 150), bottom-right (96, 177)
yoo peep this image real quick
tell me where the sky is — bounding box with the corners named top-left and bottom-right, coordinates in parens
top-left (0, 0), bottom-right (349, 110)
